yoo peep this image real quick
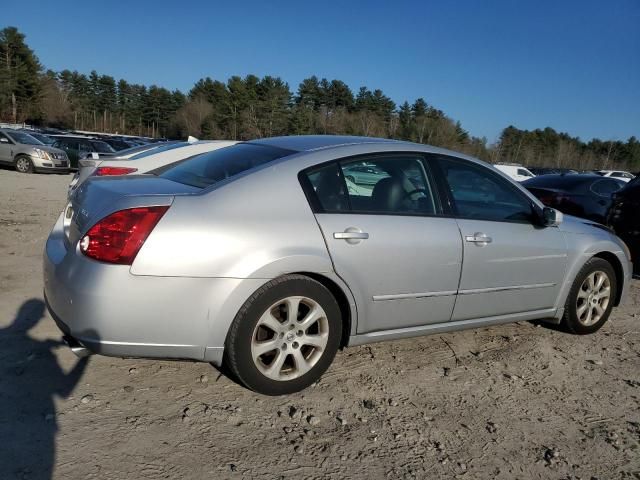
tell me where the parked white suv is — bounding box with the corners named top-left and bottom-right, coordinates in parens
top-left (494, 164), bottom-right (536, 182)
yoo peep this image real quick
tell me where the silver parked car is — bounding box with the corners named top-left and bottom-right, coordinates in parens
top-left (44, 136), bottom-right (633, 395)
top-left (0, 129), bottom-right (69, 173)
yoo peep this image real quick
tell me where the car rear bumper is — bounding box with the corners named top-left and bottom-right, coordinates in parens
top-left (43, 212), bottom-right (265, 365)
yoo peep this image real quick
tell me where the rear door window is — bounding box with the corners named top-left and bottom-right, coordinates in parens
top-left (302, 154), bottom-right (440, 216)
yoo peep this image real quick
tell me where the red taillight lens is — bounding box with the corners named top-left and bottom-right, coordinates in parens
top-left (94, 166), bottom-right (138, 176)
top-left (80, 206), bottom-right (169, 264)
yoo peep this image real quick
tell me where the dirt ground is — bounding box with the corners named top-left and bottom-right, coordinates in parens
top-left (0, 168), bottom-right (639, 480)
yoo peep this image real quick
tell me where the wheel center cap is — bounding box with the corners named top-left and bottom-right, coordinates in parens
top-left (286, 332), bottom-right (295, 342)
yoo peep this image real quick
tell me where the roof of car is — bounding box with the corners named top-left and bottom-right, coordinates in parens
top-left (246, 135), bottom-right (407, 152)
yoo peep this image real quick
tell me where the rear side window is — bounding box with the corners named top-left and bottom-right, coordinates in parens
top-left (160, 143), bottom-right (295, 189)
top-left (591, 179), bottom-right (623, 196)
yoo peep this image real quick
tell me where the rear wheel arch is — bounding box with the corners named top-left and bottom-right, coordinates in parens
top-left (291, 271), bottom-right (355, 348)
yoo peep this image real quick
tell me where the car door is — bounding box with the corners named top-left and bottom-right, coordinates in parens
top-left (301, 153), bottom-right (463, 333)
top-left (0, 132), bottom-right (14, 164)
top-left (435, 155), bottom-right (568, 321)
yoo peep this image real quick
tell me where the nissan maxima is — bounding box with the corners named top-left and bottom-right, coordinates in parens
top-left (44, 136), bottom-right (633, 395)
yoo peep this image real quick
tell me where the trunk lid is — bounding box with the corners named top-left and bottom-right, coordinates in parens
top-left (68, 176), bottom-right (199, 245)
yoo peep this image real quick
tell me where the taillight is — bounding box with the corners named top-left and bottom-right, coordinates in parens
top-left (94, 166), bottom-right (138, 176)
top-left (79, 206), bottom-right (169, 264)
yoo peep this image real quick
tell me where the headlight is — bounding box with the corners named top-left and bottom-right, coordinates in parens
top-left (33, 148), bottom-right (51, 160)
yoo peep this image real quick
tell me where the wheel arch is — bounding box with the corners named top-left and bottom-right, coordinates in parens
top-left (593, 251), bottom-right (625, 306)
top-left (291, 271), bottom-right (357, 348)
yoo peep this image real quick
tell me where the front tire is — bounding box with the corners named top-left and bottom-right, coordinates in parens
top-left (224, 275), bottom-right (342, 395)
top-left (15, 155), bottom-right (34, 174)
top-left (561, 258), bottom-right (617, 334)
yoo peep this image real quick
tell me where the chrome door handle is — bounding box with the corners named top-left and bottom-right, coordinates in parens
top-left (334, 231), bottom-right (369, 240)
top-left (465, 233), bottom-right (492, 244)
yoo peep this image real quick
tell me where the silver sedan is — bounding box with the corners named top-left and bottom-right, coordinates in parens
top-left (44, 136), bottom-right (633, 395)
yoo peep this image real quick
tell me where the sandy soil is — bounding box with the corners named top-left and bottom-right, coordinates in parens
top-left (0, 168), bottom-right (639, 480)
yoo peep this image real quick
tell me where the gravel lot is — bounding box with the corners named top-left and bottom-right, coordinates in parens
top-left (1, 168), bottom-right (639, 480)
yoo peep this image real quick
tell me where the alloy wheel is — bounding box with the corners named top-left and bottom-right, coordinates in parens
top-left (576, 271), bottom-right (611, 326)
top-left (16, 157), bottom-right (30, 173)
top-left (251, 296), bottom-right (329, 381)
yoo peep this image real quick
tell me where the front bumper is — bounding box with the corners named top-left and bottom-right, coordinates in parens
top-left (30, 155), bottom-right (69, 173)
top-left (43, 212), bottom-right (265, 365)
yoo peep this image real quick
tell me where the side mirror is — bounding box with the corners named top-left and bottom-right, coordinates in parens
top-left (541, 207), bottom-right (563, 227)
top-left (0, 138), bottom-right (9, 143)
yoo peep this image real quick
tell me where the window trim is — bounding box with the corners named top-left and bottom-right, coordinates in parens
top-left (431, 154), bottom-right (539, 225)
top-left (298, 152), bottom-right (447, 218)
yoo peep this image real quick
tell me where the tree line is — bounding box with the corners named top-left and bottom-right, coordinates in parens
top-left (1, 26), bottom-right (638, 171)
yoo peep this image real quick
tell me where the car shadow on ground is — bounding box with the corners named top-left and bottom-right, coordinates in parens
top-left (0, 299), bottom-right (92, 480)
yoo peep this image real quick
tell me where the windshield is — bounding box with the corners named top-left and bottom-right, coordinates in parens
top-left (90, 141), bottom-right (116, 153)
top-left (5, 131), bottom-right (44, 145)
top-left (130, 142), bottom-right (188, 160)
top-left (30, 133), bottom-right (56, 145)
top-left (160, 143), bottom-right (295, 189)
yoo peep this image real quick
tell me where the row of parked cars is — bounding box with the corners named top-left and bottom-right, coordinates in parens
top-left (0, 127), bottom-right (165, 173)
top-left (43, 134), bottom-right (636, 395)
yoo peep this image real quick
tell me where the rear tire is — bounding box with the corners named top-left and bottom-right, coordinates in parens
top-left (15, 155), bottom-right (34, 174)
top-left (224, 275), bottom-right (342, 395)
top-left (561, 258), bottom-right (617, 334)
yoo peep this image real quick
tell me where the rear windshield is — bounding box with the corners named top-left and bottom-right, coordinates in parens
top-left (160, 143), bottom-right (295, 189)
top-left (129, 142), bottom-right (188, 160)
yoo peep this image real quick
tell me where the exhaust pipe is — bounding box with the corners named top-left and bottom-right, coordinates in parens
top-left (63, 335), bottom-right (93, 358)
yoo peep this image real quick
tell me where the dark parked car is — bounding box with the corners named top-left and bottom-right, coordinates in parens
top-left (529, 167), bottom-right (577, 176)
top-left (49, 135), bottom-right (116, 169)
top-left (523, 174), bottom-right (625, 224)
top-left (607, 178), bottom-right (640, 277)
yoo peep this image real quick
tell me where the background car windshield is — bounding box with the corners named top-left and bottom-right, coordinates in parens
top-left (90, 141), bottom-right (115, 153)
top-left (129, 142), bottom-right (188, 159)
top-left (160, 143), bottom-right (295, 188)
top-left (30, 133), bottom-right (56, 145)
top-left (6, 131), bottom-right (43, 145)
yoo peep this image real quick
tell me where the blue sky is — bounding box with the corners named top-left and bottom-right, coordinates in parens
top-left (5, 0), bottom-right (639, 143)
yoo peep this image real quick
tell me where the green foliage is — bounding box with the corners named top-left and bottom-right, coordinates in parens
top-left (495, 126), bottom-right (639, 171)
top-left (0, 26), bottom-right (43, 122)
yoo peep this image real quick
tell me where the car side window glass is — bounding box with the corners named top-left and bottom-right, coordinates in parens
top-left (304, 162), bottom-right (349, 212)
top-left (339, 156), bottom-right (438, 215)
top-left (438, 156), bottom-right (533, 222)
top-left (591, 179), bottom-right (622, 196)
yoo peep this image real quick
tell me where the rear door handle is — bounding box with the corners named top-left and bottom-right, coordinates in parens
top-left (334, 231), bottom-right (369, 240)
top-left (465, 232), bottom-right (492, 244)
